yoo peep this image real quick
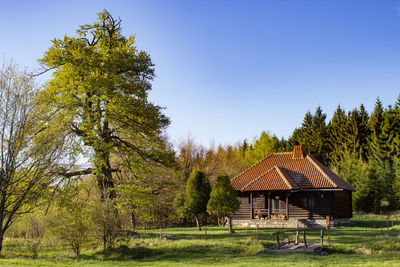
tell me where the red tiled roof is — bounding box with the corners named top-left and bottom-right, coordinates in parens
top-left (241, 166), bottom-right (300, 191)
top-left (231, 146), bottom-right (355, 192)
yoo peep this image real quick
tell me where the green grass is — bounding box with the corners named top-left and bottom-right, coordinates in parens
top-left (2, 214), bottom-right (400, 266)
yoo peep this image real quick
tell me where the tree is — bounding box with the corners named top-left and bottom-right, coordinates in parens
top-left (246, 131), bottom-right (281, 165)
top-left (184, 170), bottom-right (211, 231)
top-left (327, 105), bottom-right (348, 166)
top-left (334, 152), bottom-right (382, 212)
top-left (328, 105), bottom-right (370, 168)
top-left (38, 10), bottom-right (171, 198)
top-left (207, 174), bottom-right (239, 233)
top-left (368, 98), bottom-right (387, 165)
top-left (290, 111), bottom-right (313, 152)
top-left (289, 107), bottom-right (329, 164)
top-left (309, 106), bottom-right (329, 164)
top-left (354, 104), bottom-right (370, 161)
top-left (0, 61), bottom-right (66, 256)
top-left (51, 180), bottom-right (93, 256)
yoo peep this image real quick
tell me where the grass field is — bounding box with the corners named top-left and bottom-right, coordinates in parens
top-left (1, 214), bottom-right (400, 266)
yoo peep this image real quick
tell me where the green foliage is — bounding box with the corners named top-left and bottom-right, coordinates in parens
top-left (335, 154), bottom-right (381, 212)
top-left (289, 107), bottom-right (329, 164)
top-left (92, 197), bottom-right (122, 250)
top-left (207, 174), bottom-right (239, 217)
top-left (245, 131), bottom-right (281, 165)
top-left (0, 60), bottom-right (67, 256)
top-left (38, 10), bottom-right (171, 197)
top-left (50, 181), bottom-right (94, 256)
top-left (116, 181), bottom-right (158, 224)
top-left (368, 98), bottom-right (388, 166)
top-left (184, 170), bottom-right (211, 222)
top-left (173, 192), bottom-right (186, 219)
top-left (328, 105), bottom-right (370, 166)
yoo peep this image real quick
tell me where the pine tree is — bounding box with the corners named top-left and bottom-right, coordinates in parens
top-left (328, 105), bottom-right (348, 166)
top-left (368, 98), bottom-right (387, 165)
top-left (368, 98), bottom-right (399, 210)
top-left (289, 111), bottom-right (313, 152)
top-left (310, 106), bottom-right (329, 164)
top-left (357, 104), bottom-right (370, 161)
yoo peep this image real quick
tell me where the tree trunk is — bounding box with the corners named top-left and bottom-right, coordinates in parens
top-left (218, 217), bottom-right (228, 226)
top-left (0, 230), bottom-right (3, 257)
top-left (222, 217), bottom-right (228, 227)
top-left (130, 212), bottom-right (136, 230)
top-left (96, 148), bottom-right (115, 199)
top-left (195, 215), bottom-right (201, 231)
top-left (228, 216), bottom-right (234, 233)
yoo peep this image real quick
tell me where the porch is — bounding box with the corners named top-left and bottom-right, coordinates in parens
top-left (232, 191), bottom-right (292, 220)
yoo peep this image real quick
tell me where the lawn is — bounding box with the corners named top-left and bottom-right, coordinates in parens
top-left (1, 214), bottom-right (400, 266)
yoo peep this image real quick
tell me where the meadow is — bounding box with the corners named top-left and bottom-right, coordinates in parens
top-left (1, 214), bottom-right (400, 266)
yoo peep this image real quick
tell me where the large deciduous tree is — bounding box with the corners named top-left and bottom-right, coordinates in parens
top-left (38, 10), bottom-right (171, 198)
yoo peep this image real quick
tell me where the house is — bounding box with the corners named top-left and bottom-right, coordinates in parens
top-left (230, 146), bottom-right (355, 228)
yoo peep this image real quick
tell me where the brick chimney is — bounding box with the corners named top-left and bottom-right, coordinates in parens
top-left (292, 146), bottom-right (304, 159)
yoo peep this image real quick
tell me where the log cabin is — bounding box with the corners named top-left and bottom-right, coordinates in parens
top-left (230, 146), bottom-right (355, 228)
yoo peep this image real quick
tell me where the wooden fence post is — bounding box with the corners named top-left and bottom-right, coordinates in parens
top-left (276, 233), bottom-right (280, 249)
top-left (320, 229), bottom-right (324, 246)
top-left (360, 232), bottom-right (362, 248)
top-left (327, 228), bottom-right (330, 246)
top-left (365, 229), bottom-right (368, 242)
top-left (303, 231), bottom-right (307, 249)
top-left (296, 230), bottom-right (299, 244)
top-left (256, 224), bottom-right (259, 241)
top-left (386, 221), bottom-right (389, 236)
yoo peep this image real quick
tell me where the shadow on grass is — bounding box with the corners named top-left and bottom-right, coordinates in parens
top-left (80, 239), bottom-right (265, 262)
top-left (91, 245), bottom-right (154, 260)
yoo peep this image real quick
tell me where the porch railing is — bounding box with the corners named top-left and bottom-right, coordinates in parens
top-left (254, 208), bottom-right (287, 217)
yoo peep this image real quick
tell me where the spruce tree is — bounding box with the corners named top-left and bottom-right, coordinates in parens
top-left (310, 106), bottom-right (329, 164)
top-left (356, 104), bottom-right (370, 161)
top-left (328, 105), bottom-right (348, 166)
top-left (289, 111), bottom-right (313, 152)
top-left (368, 98), bottom-right (387, 165)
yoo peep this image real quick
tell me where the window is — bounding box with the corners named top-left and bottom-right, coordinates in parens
top-left (301, 195), bottom-right (315, 208)
top-left (308, 196), bottom-right (315, 208)
top-left (272, 196), bottom-right (280, 211)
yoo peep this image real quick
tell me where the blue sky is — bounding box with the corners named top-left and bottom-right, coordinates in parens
top-left (1, 0), bottom-right (399, 147)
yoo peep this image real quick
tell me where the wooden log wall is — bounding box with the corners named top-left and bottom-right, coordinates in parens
top-left (334, 190), bottom-right (352, 219)
top-left (287, 191), bottom-right (334, 219)
top-left (231, 192), bottom-right (252, 219)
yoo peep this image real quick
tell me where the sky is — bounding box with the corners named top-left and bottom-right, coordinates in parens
top-left (1, 0), bottom-right (399, 148)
